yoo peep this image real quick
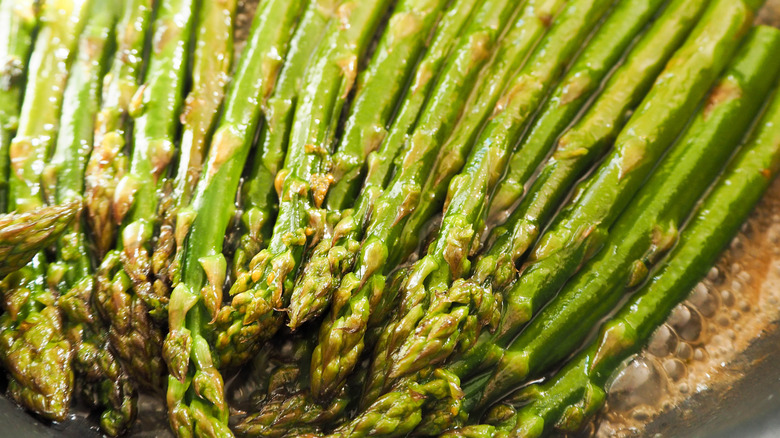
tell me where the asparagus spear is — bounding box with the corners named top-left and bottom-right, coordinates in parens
top-left (152, 0), bottom-right (237, 316)
top-left (492, 0), bottom-right (758, 348)
top-left (84, 0), bottom-right (154, 257)
top-left (474, 0), bottom-right (709, 291)
top-left (444, 0), bottom-right (760, 386)
top-left (213, 0), bottom-right (393, 369)
top-left (0, 202), bottom-right (80, 277)
top-left (286, 0), bottom-right (464, 329)
top-left (485, 64), bottom-right (780, 438)
top-left (164, 1), bottom-right (307, 435)
top-left (288, 0), bottom-right (482, 330)
top-left (364, 0), bottom-right (619, 403)
top-left (309, 0), bottom-right (532, 401)
top-left (44, 3), bottom-right (138, 435)
top-left (232, 0), bottom-right (340, 290)
top-left (96, 0), bottom-right (197, 390)
top-left (0, 0), bottom-right (92, 421)
top-left (324, 0), bottom-right (455, 212)
top-left (0, 0), bottom-right (38, 213)
top-left (479, 24), bottom-right (780, 409)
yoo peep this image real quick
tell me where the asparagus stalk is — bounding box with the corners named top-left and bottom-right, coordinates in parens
top-left (486, 64), bottom-right (780, 438)
top-left (309, 0), bottom-right (530, 401)
top-left (288, 0), bottom-right (482, 330)
top-left (0, 0), bottom-right (92, 421)
top-left (84, 0), bottom-right (154, 257)
top-left (479, 24), bottom-right (780, 410)
top-left (282, 0), bottom-right (456, 331)
top-left (489, 0), bottom-right (759, 350)
top-left (285, 0), bottom-right (461, 329)
top-left (444, 0), bottom-right (760, 386)
top-left (325, 0), bottom-right (455, 212)
top-left (152, 0), bottom-right (237, 316)
top-left (364, 0), bottom-right (618, 403)
top-left (0, 0), bottom-right (38, 213)
top-left (44, 3), bottom-right (138, 435)
top-left (212, 0), bottom-right (393, 369)
top-left (164, 1), bottom-right (307, 435)
top-left (0, 202), bottom-right (80, 277)
top-left (96, 0), bottom-right (197, 390)
top-left (232, 0), bottom-right (340, 289)
top-left (474, 0), bottom-right (709, 291)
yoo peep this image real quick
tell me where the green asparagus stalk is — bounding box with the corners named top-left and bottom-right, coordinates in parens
top-left (325, 0), bottom-right (455, 212)
top-left (44, 3), bottom-right (138, 435)
top-left (491, 0), bottom-right (759, 348)
top-left (479, 24), bottom-right (780, 410)
top-left (285, 0), bottom-right (462, 329)
top-left (444, 0), bottom-right (760, 386)
top-left (485, 70), bottom-right (780, 438)
top-left (96, 0), bottom-right (197, 390)
top-left (0, 202), bottom-right (80, 277)
top-left (84, 0), bottom-right (154, 257)
top-left (474, 0), bottom-right (709, 291)
top-left (364, 0), bottom-right (620, 405)
top-left (0, 0), bottom-right (92, 421)
top-left (164, 0), bottom-right (307, 435)
top-left (212, 0), bottom-right (393, 369)
top-left (0, 0), bottom-right (38, 213)
top-left (282, 0), bottom-right (456, 331)
top-left (309, 0), bottom-right (532, 401)
top-left (231, 0), bottom-right (340, 289)
top-left (152, 0), bottom-right (237, 316)
top-left (287, 0), bottom-right (482, 330)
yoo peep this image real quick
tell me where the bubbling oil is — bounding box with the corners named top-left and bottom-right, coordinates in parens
top-left (593, 174), bottom-right (780, 437)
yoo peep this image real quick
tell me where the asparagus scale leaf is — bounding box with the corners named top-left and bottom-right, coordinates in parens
top-left (480, 24), bottom-right (780, 410)
top-left (165, 0), bottom-right (308, 435)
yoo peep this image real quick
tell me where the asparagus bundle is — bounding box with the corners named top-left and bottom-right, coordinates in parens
top-left (448, 0), bottom-right (760, 383)
top-left (44, 3), bottom-right (139, 435)
top-left (0, 202), bottom-right (80, 277)
top-left (231, 0), bottom-right (342, 279)
top-left (152, 0), bottom-right (237, 300)
top-left (0, 0), bottom-right (38, 213)
top-left (473, 60), bottom-right (780, 438)
top-left (310, 0), bottom-right (542, 401)
top-left (284, 0), bottom-right (458, 329)
top-left (212, 0), bottom-right (393, 369)
top-left (164, 0), bottom-right (307, 435)
top-left (362, 0), bottom-right (619, 405)
top-left (288, 0), bottom-right (483, 330)
top-left (84, 0), bottom-right (154, 257)
top-left (475, 0), bottom-right (709, 291)
top-left (96, 0), bottom-right (197, 390)
top-left (479, 24), bottom-right (780, 408)
top-left (0, 0), bottom-right (92, 421)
